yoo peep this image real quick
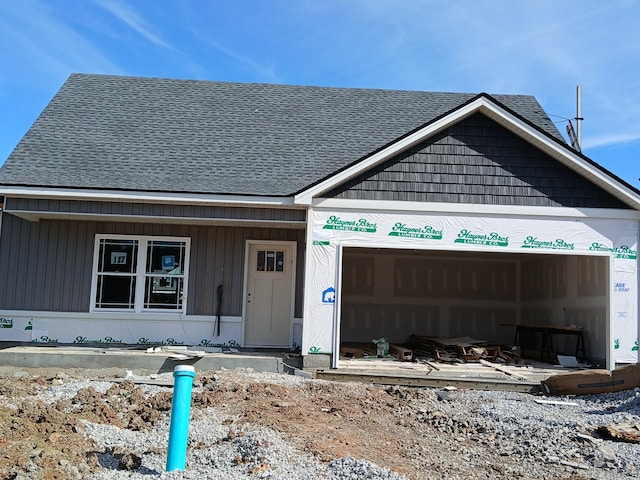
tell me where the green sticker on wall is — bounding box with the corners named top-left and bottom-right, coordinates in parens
top-left (454, 229), bottom-right (508, 247)
top-left (521, 236), bottom-right (574, 250)
top-left (322, 216), bottom-right (377, 233)
top-left (388, 223), bottom-right (443, 240)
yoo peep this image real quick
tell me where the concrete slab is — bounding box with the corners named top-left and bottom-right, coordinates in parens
top-left (0, 343), bottom-right (302, 375)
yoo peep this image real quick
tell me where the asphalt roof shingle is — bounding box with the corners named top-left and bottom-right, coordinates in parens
top-left (0, 74), bottom-right (565, 196)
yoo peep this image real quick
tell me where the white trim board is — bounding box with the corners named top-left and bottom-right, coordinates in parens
top-left (311, 198), bottom-right (640, 220)
top-left (0, 186), bottom-right (299, 208)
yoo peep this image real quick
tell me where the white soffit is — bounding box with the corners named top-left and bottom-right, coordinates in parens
top-left (294, 97), bottom-right (640, 210)
top-left (0, 186), bottom-right (300, 209)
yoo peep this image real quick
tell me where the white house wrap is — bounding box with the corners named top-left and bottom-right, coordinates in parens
top-left (303, 207), bottom-right (638, 365)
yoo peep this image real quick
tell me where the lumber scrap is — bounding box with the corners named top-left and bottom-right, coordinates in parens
top-left (408, 334), bottom-right (507, 364)
top-left (479, 359), bottom-right (526, 381)
top-left (389, 344), bottom-right (412, 361)
top-left (596, 423), bottom-right (640, 444)
top-left (534, 399), bottom-right (579, 406)
top-left (340, 346), bottom-right (366, 359)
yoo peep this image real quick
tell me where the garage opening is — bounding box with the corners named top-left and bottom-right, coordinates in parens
top-left (339, 247), bottom-right (609, 367)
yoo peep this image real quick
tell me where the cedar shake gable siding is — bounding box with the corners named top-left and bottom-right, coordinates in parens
top-left (324, 113), bottom-right (630, 208)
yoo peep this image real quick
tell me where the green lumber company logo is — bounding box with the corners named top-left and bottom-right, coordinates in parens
top-left (454, 229), bottom-right (509, 247)
top-left (322, 215), bottom-right (377, 233)
top-left (388, 222), bottom-right (443, 240)
top-left (0, 318), bottom-right (13, 329)
top-left (521, 236), bottom-right (575, 250)
top-left (590, 243), bottom-right (637, 259)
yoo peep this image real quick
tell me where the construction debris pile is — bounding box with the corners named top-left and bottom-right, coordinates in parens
top-left (341, 334), bottom-right (521, 364)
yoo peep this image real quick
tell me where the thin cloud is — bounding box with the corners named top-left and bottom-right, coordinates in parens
top-left (0, 0), bottom-right (123, 83)
top-left (208, 39), bottom-right (280, 83)
top-left (94, 0), bottom-right (173, 49)
top-left (584, 133), bottom-right (640, 150)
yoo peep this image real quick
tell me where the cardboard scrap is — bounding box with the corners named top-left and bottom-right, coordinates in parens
top-left (541, 362), bottom-right (640, 395)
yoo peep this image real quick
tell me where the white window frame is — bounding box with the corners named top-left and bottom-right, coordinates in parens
top-left (90, 234), bottom-right (191, 314)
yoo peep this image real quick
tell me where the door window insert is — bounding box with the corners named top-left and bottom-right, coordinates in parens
top-left (256, 250), bottom-right (285, 272)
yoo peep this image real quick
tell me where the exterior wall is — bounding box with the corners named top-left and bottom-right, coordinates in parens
top-left (324, 113), bottom-right (630, 209)
top-left (0, 214), bottom-right (305, 317)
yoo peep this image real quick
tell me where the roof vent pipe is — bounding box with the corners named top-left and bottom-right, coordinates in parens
top-left (566, 85), bottom-right (583, 152)
top-left (576, 84), bottom-right (583, 151)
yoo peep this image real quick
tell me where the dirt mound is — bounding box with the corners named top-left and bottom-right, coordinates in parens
top-left (0, 369), bottom-right (630, 479)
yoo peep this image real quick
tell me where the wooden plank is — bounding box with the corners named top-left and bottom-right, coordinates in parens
top-left (479, 359), bottom-right (526, 381)
top-left (389, 344), bottom-right (412, 361)
top-left (316, 369), bottom-right (540, 393)
top-left (597, 423), bottom-right (640, 444)
top-left (95, 378), bottom-right (174, 387)
top-left (340, 346), bottom-right (365, 358)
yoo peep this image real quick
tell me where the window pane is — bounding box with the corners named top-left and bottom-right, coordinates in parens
top-left (94, 235), bottom-right (189, 312)
top-left (98, 239), bottom-right (137, 273)
top-left (144, 276), bottom-right (183, 309)
top-left (257, 250), bottom-right (265, 271)
top-left (147, 241), bottom-right (185, 275)
top-left (95, 275), bottom-right (135, 309)
top-left (276, 251), bottom-right (284, 272)
top-left (266, 251), bottom-right (275, 271)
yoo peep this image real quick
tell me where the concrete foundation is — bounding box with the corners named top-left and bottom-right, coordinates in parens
top-left (0, 344), bottom-right (303, 374)
top-left (303, 353), bottom-right (332, 369)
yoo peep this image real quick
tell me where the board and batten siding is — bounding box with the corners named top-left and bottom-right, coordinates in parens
top-left (324, 113), bottom-right (630, 209)
top-left (0, 214), bottom-right (305, 317)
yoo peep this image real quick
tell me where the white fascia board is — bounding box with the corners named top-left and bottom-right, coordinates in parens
top-left (294, 97), bottom-right (640, 210)
top-left (311, 198), bottom-right (640, 220)
top-left (0, 186), bottom-right (300, 209)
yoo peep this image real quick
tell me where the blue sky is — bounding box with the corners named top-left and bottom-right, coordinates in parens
top-left (1, 0), bottom-right (639, 188)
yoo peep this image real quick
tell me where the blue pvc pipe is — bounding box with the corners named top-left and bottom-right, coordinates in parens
top-left (166, 365), bottom-right (196, 471)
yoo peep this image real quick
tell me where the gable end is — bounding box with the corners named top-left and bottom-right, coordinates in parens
top-left (323, 113), bottom-right (630, 209)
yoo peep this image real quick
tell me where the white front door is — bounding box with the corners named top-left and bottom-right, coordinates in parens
top-left (244, 242), bottom-right (295, 347)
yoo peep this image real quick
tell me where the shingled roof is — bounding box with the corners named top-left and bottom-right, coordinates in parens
top-left (0, 74), bottom-right (566, 197)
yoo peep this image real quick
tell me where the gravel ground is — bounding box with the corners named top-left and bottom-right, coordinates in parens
top-left (1, 367), bottom-right (639, 479)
